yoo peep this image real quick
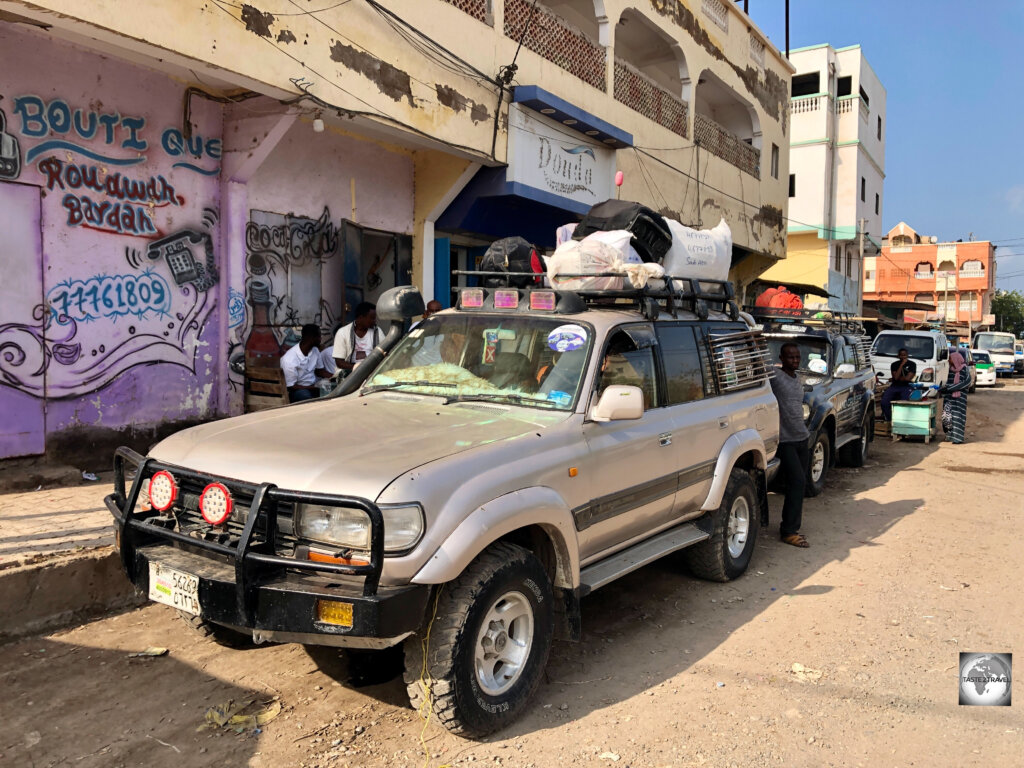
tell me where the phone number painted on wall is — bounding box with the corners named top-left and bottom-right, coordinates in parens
top-left (48, 272), bottom-right (172, 322)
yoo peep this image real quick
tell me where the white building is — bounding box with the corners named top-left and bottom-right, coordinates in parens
top-left (760, 44), bottom-right (886, 314)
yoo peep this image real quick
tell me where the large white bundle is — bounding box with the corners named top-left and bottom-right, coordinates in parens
top-left (546, 230), bottom-right (643, 290)
top-left (662, 218), bottom-right (732, 282)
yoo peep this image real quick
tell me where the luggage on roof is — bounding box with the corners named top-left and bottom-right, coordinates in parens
top-left (572, 200), bottom-right (672, 264)
top-left (478, 237), bottom-right (545, 288)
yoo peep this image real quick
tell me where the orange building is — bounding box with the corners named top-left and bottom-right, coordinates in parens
top-left (863, 222), bottom-right (996, 332)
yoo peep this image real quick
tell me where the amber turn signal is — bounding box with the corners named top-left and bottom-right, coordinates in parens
top-left (316, 599), bottom-right (354, 627)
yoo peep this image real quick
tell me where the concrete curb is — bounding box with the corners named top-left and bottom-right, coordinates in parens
top-left (0, 547), bottom-right (145, 643)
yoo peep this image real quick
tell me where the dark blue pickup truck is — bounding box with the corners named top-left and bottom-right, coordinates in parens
top-left (748, 308), bottom-right (875, 497)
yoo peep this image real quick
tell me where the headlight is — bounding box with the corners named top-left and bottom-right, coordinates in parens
top-left (294, 502), bottom-right (424, 553)
top-left (920, 368), bottom-right (934, 382)
top-left (802, 403), bottom-right (811, 422)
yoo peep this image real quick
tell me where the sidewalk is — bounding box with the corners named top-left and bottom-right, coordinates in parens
top-left (0, 472), bottom-right (143, 642)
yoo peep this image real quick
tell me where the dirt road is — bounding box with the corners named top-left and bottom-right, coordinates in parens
top-left (3, 382), bottom-right (1023, 768)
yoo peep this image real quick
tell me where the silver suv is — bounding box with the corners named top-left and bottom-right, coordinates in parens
top-left (106, 279), bottom-right (779, 736)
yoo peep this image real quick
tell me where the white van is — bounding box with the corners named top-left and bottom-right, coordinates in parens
top-left (973, 331), bottom-right (1016, 376)
top-left (870, 330), bottom-right (950, 386)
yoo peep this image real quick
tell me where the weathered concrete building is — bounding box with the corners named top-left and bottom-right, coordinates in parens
top-left (0, 0), bottom-right (793, 459)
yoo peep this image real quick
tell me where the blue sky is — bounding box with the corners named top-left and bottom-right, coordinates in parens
top-left (748, 0), bottom-right (1024, 291)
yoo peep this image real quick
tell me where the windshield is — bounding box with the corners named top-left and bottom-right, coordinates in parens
top-left (365, 314), bottom-right (593, 410)
top-left (974, 333), bottom-right (1014, 354)
top-left (872, 334), bottom-right (935, 360)
top-left (973, 351), bottom-right (991, 363)
top-left (766, 336), bottom-right (830, 375)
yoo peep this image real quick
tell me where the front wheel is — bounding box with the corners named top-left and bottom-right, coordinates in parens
top-left (805, 429), bottom-right (830, 497)
top-left (404, 542), bottom-right (553, 737)
top-left (684, 468), bottom-right (759, 582)
top-left (841, 411), bottom-right (873, 468)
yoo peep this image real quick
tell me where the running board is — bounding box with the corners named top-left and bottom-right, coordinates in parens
top-left (579, 523), bottom-right (710, 595)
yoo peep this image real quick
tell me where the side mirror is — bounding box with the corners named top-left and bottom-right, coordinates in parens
top-left (591, 385), bottom-right (644, 422)
top-left (835, 363), bottom-right (856, 379)
top-left (938, 347), bottom-right (949, 361)
top-left (376, 286), bottom-right (425, 322)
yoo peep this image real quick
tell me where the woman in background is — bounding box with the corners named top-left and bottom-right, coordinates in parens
top-left (941, 351), bottom-right (971, 443)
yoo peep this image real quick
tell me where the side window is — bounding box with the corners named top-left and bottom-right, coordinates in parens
top-left (833, 342), bottom-right (854, 370)
top-left (595, 327), bottom-right (659, 410)
top-left (701, 322), bottom-right (753, 396)
top-left (655, 324), bottom-right (705, 405)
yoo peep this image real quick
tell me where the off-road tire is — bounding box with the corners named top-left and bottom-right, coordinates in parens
top-left (684, 468), bottom-right (759, 582)
top-left (177, 611), bottom-right (255, 649)
top-left (805, 429), bottom-right (830, 497)
top-left (403, 542), bottom-right (553, 737)
top-left (841, 411), bottom-right (873, 468)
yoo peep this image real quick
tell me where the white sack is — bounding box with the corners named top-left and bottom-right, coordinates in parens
top-left (547, 239), bottom-right (625, 290)
top-left (580, 229), bottom-right (644, 265)
top-left (662, 217), bottom-right (732, 282)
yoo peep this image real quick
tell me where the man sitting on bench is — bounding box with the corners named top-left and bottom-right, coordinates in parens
top-left (281, 324), bottom-right (328, 403)
top-left (880, 348), bottom-right (916, 421)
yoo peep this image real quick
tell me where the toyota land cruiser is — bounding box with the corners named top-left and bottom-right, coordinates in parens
top-left (106, 276), bottom-right (779, 736)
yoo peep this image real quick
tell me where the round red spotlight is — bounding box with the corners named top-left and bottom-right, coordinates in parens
top-left (199, 482), bottom-right (233, 526)
top-left (147, 471), bottom-right (178, 512)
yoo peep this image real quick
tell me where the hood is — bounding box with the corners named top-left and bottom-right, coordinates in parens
top-left (150, 393), bottom-right (569, 499)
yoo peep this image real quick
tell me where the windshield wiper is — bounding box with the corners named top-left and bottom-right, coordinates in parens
top-left (362, 380), bottom-right (457, 394)
top-left (444, 392), bottom-right (551, 407)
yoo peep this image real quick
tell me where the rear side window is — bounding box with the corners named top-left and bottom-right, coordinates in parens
top-left (655, 324), bottom-right (705, 405)
top-left (596, 327), bottom-right (660, 410)
top-left (873, 334), bottom-right (935, 360)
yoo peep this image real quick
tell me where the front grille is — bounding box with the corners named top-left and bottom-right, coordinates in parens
top-left (168, 480), bottom-right (299, 556)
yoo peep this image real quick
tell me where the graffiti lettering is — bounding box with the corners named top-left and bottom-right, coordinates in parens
top-left (37, 157), bottom-right (183, 207)
top-left (161, 128), bottom-right (221, 175)
top-left (62, 193), bottom-right (157, 236)
top-left (47, 271), bottom-right (171, 323)
top-left (244, 206), bottom-right (338, 267)
top-left (15, 96), bottom-right (148, 164)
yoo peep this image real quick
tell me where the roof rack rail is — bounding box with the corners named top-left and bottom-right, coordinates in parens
top-left (452, 271), bottom-right (742, 321)
top-left (743, 305), bottom-right (865, 335)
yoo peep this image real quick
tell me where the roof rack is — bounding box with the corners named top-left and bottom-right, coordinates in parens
top-left (743, 305), bottom-right (865, 335)
top-left (453, 271), bottom-right (742, 321)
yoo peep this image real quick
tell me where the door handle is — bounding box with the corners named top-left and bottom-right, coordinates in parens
top-left (658, 432), bottom-right (672, 446)
top-left (718, 417), bottom-right (729, 429)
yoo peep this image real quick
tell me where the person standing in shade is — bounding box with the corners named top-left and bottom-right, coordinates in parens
top-left (333, 302), bottom-right (381, 375)
top-left (769, 342), bottom-right (811, 548)
top-left (881, 348), bottom-right (917, 421)
top-left (940, 350), bottom-right (971, 443)
top-left (280, 323), bottom-right (328, 403)
top-left (411, 299), bottom-right (442, 330)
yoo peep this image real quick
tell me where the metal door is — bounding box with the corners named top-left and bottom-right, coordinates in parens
top-left (0, 182), bottom-right (45, 457)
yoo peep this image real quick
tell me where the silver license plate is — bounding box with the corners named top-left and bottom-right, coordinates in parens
top-left (148, 562), bottom-right (200, 615)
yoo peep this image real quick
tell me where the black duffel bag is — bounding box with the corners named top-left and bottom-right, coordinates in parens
top-left (572, 200), bottom-right (672, 264)
top-left (478, 236), bottom-right (545, 288)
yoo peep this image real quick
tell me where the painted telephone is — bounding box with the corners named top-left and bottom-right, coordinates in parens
top-left (147, 230), bottom-right (218, 292)
top-left (0, 108), bottom-right (22, 180)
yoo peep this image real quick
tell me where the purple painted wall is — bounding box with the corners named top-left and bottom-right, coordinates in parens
top-left (0, 25), bottom-right (415, 457)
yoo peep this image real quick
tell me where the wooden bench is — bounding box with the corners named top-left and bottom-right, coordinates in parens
top-left (244, 366), bottom-right (289, 412)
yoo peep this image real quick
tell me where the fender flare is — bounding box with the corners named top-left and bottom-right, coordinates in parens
top-left (411, 486), bottom-right (580, 589)
top-left (700, 429), bottom-right (767, 511)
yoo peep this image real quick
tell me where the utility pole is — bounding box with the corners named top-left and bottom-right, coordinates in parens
top-left (942, 272), bottom-right (950, 337)
top-left (858, 218), bottom-right (866, 316)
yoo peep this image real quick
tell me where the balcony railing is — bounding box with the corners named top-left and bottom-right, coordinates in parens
top-left (702, 0), bottom-right (729, 31)
top-left (694, 113), bottom-right (760, 178)
top-left (439, 0), bottom-right (489, 23)
top-left (914, 271), bottom-right (934, 280)
top-left (614, 58), bottom-right (688, 138)
top-left (504, 0), bottom-right (605, 91)
top-left (790, 94), bottom-right (829, 115)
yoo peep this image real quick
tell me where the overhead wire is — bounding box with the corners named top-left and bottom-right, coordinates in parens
top-left (208, 0), bottom-right (497, 160)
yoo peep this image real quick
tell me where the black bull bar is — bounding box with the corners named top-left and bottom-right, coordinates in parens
top-left (105, 447), bottom-right (392, 631)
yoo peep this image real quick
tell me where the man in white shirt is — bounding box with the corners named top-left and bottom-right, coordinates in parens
top-left (280, 324), bottom-right (328, 402)
top-left (333, 302), bottom-right (381, 374)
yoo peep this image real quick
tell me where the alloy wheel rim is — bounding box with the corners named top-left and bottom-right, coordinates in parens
top-left (726, 496), bottom-right (751, 558)
top-left (474, 590), bottom-right (534, 696)
top-left (811, 440), bottom-right (826, 482)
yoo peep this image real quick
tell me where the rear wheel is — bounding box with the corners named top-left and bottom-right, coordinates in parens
top-left (805, 429), bottom-right (830, 497)
top-left (404, 542), bottom-right (553, 737)
top-left (684, 468), bottom-right (759, 582)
